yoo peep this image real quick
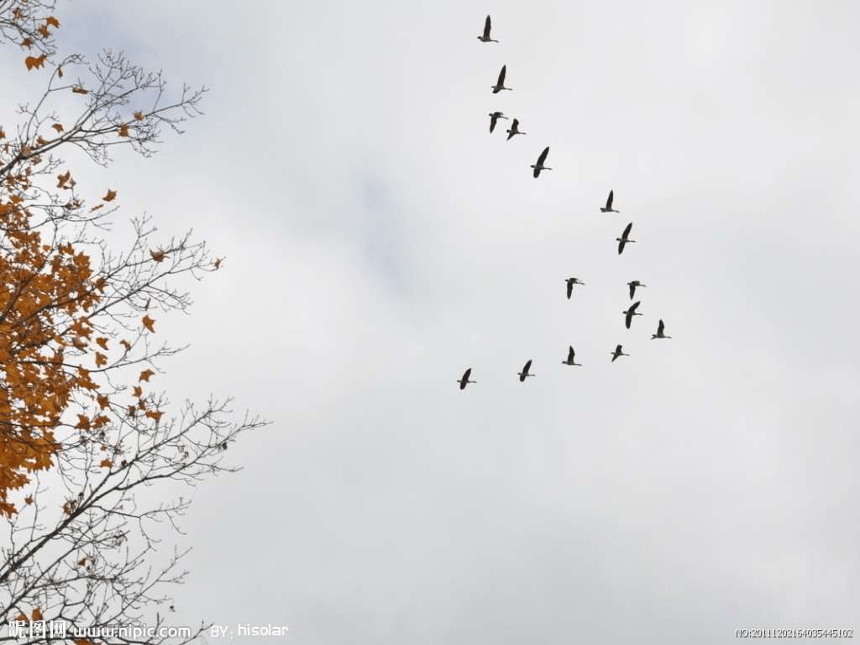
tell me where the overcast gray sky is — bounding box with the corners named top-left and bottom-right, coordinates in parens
top-left (6, 1), bottom-right (859, 642)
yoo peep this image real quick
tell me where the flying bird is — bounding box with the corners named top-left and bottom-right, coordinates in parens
top-left (601, 190), bottom-right (620, 213)
top-left (488, 111), bottom-right (508, 133)
top-left (505, 118), bottom-right (526, 140)
top-left (565, 277), bottom-right (585, 299)
top-left (491, 65), bottom-right (512, 93)
top-left (562, 346), bottom-right (582, 367)
top-left (457, 368), bottom-right (477, 390)
top-left (478, 15), bottom-right (498, 42)
top-left (531, 146), bottom-right (552, 178)
top-left (616, 222), bottom-right (636, 255)
top-left (651, 319), bottom-right (672, 340)
top-left (518, 359), bottom-right (535, 382)
top-left (610, 344), bottom-right (629, 362)
top-left (623, 300), bottom-right (643, 329)
top-left (627, 280), bottom-right (646, 300)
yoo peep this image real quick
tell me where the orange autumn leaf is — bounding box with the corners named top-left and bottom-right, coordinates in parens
top-left (90, 204), bottom-right (103, 212)
top-left (14, 614), bottom-right (26, 622)
top-left (102, 189), bottom-right (116, 202)
top-left (0, 127), bottom-right (5, 139)
top-left (21, 37), bottom-right (33, 48)
top-left (214, 257), bottom-right (223, 270)
top-left (96, 394), bottom-right (109, 409)
top-left (145, 409), bottom-right (163, 423)
top-left (46, 16), bottom-right (60, 28)
top-left (133, 111), bottom-right (145, 120)
top-left (35, 135), bottom-right (49, 147)
top-left (127, 405), bottom-right (136, 418)
top-left (52, 123), bottom-right (64, 133)
top-left (142, 315), bottom-right (155, 332)
top-left (58, 66), bottom-right (63, 78)
top-left (24, 495), bottom-right (33, 505)
top-left (96, 337), bottom-right (109, 350)
top-left (150, 249), bottom-right (165, 262)
top-left (25, 54), bottom-right (47, 70)
top-left (132, 385), bottom-right (143, 398)
top-left (99, 459), bottom-right (113, 468)
top-left (32, 608), bottom-right (42, 621)
top-left (57, 170), bottom-right (71, 188)
top-left (139, 369), bottom-right (155, 382)
top-left (72, 85), bottom-right (88, 94)
top-left (38, 24), bottom-right (50, 38)
top-left (95, 352), bottom-right (107, 367)
top-left (118, 124), bottom-right (130, 137)
top-left (120, 339), bottom-right (132, 351)
top-left (75, 415), bottom-right (91, 430)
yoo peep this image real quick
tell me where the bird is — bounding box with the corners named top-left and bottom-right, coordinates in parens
top-left (518, 359), bottom-right (534, 382)
top-left (491, 65), bottom-right (512, 93)
top-left (457, 368), bottom-right (476, 390)
top-left (565, 277), bottom-right (585, 299)
top-left (531, 147), bottom-right (552, 178)
top-left (610, 344), bottom-right (629, 362)
top-left (601, 190), bottom-right (620, 213)
top-left (477, 15), bottom-right (498, 43)
top-left (505, 118), bottom-right (526, 140)
top-left (651, 319), bottom-right (672, 340)
top-left (562, 346), bottom-right (582, 367)
top-left (616, 222), bottom-right (636, 254)
top-left (623, 300), bottom-right (643, 329)
top-left (627, 280), bottom-right (646, 299)
top-left (488, 111), bottom-right (508, 133)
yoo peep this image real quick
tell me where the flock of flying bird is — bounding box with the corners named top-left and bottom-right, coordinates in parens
top-left (458, 16), bottom-right (672, 391)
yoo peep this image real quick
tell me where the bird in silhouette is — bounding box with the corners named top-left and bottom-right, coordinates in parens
top-left (491, 65), bottom-right (512, 93)
top-left (531, 146), bottom-right (552, 178)
top-left (651, 319), bottom-right (672, 340)
top-left (488, 111), bottom-right (508, 133)
top-left (617, 222), bottom-right (636, 254)
top-left (518, 359), bottom-right (535, 382)
top-left (562, 346), bottom-right (582, 367)
top-left (627, 280), bottom-right (646, 299)
top-left (478, 15), bottom-right (498, 43)
top-left (623, 300), bottom-right (643, 329)
top-left (611, 344), bottom-right (629, 362)
top-left (457, 368), bottom-right (476, 390)
top-left (601, 190), bottom-right (620, 213)
top-left (506, 118), bottom-right (526, 140)
top-left (565, 277), bottom-right (585, 299)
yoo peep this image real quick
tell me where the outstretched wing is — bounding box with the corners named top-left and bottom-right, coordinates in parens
top-left (523, 359), bottom-right (532, 373)
top-left (483, 15), bottom-right (492, 39)
top-left (628, 282), bottom-right (635, 299)
top-left (606, 190), bottom-right (614, 209)
top-left (622, 222), bottom-right (633, 239)
top-left (618, 238), bottom-right (625, 255)
top-left (566, 280), bottom-right (573, 299)
top-left (489, 113), bottom-right (497, 132)
top-left (657, 319), bottom-right (665, 335)
top-left (538, 146), bottom-right (549, 165)
top-left (625, 311), bottom-right (632, 329)
top-left (616, 344), bottom-right (622, 353)
top-left (463, 367), bottom-right (472, 381)
top-left (568, 346), bottom-right (575, 362)
top-left (497, 65), bottom-right (506, 86)
top-left (629, 300), bottom-right (641, 314)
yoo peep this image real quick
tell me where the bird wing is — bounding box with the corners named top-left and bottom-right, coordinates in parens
top-left (618, 239), bottom-right (625, 254)
top-left (497, 65), bottom-right (506, 85)
top-left (628, 283), bottom-right (635, 299)
top-left (622, 222), bottom-right (633, 239)
top-left (657, 319), bottom-right (664, 335)
top-left (625, 311), bottom-right (632, 328)
top-left (484, 15), bottom-right (492, 39)
top-left (568, 346), bottom-right (575, 362)
top-left (538, 146), bottom-right (549, 164)
top-left (489, 114), bottom-right (497, 132)
top-left (606, 190), bottom-right (614, 209)
top-left (615, 344), bottom-right (622, 353)
top-left (463, 367), bottom-right (471, 381)
top-left (566, 280), bottom-right (572, 299)
top-left (524, 359), bottom-right (532, 373)
top-left (630, 300), bottom-right (640, 314)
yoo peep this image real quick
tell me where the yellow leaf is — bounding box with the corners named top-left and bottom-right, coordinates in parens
top-left (102, 189), bottom-right (117, 202)
top-left (142, 315), bottom-right (155, 332)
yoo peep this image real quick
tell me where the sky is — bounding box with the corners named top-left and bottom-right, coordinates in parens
top-left (3, 1), bottom-right (860, 643)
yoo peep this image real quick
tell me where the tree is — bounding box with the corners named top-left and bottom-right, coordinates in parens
top-left (0, 2), bottom-right (265, 640)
